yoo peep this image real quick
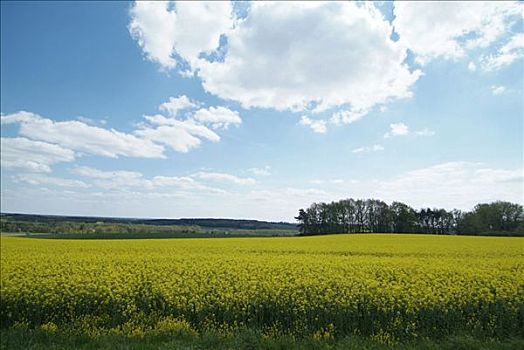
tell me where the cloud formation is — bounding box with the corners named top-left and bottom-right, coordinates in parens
top-left (480, 33), bottom-right (524, 71)
top-left (299, 116), bottom-right (327, 134)
top-left (129, 1), bottom-right (233, 70)
top-left (71, 166), bottom-right (227, 193)
top-left (393, 2), bottom-right (522, 64)
top-left (1, 111), bottom-right (165, 159)
top-left (137, 96), bottom-right (241, 152)
top-left (8, 162), bottom-right (521, 221)
top-left (384, 122), bottom-right (409, 138)
top-left (373, 162), bottom-right (524, 209)
top-left (130, 1), bottom-right (421, 118)
top-left (1, 98), bottom-right (242, 170)
top-left (384, 122), bottom-right (435, 138)
top-left (1, 137), bottom-right (76, 173)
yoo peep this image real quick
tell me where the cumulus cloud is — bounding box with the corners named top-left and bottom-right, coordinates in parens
top-left (384, 122), bottom-right (409, 138)
top-left (137, 96), bottom-right (241, 152)
top-left (192, 171), bottom-right (256, 185)
top-left (129, 1), bottom-right (233, 70)
top-left (159, 95), bottom-right (199, 117)
top-left (1, 137), bottom-right (75, 173)
top-left (199, 2), bottom-right (420, 113)
top-left (393, 1), bottom-right (522, 64)
top-left (130, 1), bottom-right (420, 119)
top-left (299, 116), bottom-right (327, 134)
top-left (1, 111), bottom-right (166, 159)
top-left (352, 144), bottom-right (384, 154)
top-left (192, 106), bottom-right (241, 129)
top-left (136, 116), bottom-right (220, 153)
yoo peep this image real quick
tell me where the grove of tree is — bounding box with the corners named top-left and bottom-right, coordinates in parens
top-left (295, 199), bottom-right (523, 236)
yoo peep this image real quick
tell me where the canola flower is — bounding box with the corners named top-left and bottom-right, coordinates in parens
top-left (0, 234), bottom-right (523, 340)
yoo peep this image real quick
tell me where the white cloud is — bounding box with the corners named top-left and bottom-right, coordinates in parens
top-left (151, 175), bottom-right (203, 190)
top-left (192, 106), bottom-right (241, 129)
top-left (468, 61), bottom-right (477, 71)
top-left (299, 116), bottom-right (327, 134)
top-left (1, 111), bottom-right (166, 159)
top-left (129, 1), bottom-right (233, 70)
top-left (248, 166), bottom-right (271, 176)
top-left (129, 1), bottom-right (178, 69)
top-left (1, 137), bottom-right (75, 173)
top-left (198, 2), bottom-right (420, 112)
top-left (384, 122), bottom-right (409, 138)
top-left (71, 166), bottom-right (225, 193)
top-left (373, 162), bottom-right (524, 209)
top-left (72, 166), bottom-right (153, 189)
top-left (192, 171), bottom-right (256, 185)
top-left (480, 33), bottom-right (524, 71)
top-left (393, 1), bottom-right (522, 64)
top-left (3, 162), bottom-right (522, 222)
top-left (330, 108), bottom-right (368, 126)
top-left (137, 97), bottom-right (241, 152)
top-left (136, 116), bottom-right (220, 153)
top-left (131, 2), bottom-right (420, 117)
top-left (2, 100), bottom-right (241, 158)
top-left (159, 95), bottom-right (199, 117)
top-left (352, 144), bottom-right (384, 154)
top-left (15, 173), bottom-right (89, 188)
top-left (491, 85), bottom-right (507, 95)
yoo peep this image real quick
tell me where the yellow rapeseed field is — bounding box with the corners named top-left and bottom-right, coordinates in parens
top-left (1, 234), bottom-right (523, 341)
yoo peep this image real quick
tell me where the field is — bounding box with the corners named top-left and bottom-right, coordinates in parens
top-left (1, 234), bottom-right (523, 349)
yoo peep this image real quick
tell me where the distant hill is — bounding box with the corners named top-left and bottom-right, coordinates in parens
top-left (0, 213), bottom-right (297, 231)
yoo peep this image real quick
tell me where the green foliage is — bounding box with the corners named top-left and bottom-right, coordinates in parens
top-left (0, 218), bottom-right (200, 237)
top-left (459, 202), bottom-right (523, 235)
top-left (1, 327), bottom-right (523, 350)
top-left (296, 199), bottom-right (523, 236)
top-left (0, 214), bottom-right (298, 239)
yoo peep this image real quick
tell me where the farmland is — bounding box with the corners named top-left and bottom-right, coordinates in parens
top-left (1, 234), bottom-right (523, 349)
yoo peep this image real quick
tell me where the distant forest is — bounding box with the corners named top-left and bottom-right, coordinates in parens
top-left (0, 214), bottom-right (297, 238)
top-left (295, 199), bottom-right (523, 236)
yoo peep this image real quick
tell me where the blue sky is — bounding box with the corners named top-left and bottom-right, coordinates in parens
top-left (1, 1), bottom-right (523, 221)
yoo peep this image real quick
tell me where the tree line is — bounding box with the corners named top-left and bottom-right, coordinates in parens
top-left (295, 199), bottom-right (523, 236)
top-left (0, 214), bottom-right (296, 231)
top-left (0, 219), bottom-right (200, 236)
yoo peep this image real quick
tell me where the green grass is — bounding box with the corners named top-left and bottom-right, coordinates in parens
top-left (1, 328), bottom-right (523, 350)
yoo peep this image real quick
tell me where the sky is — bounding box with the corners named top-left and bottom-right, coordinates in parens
top-left (1, 1), bottom-right (523, 221)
